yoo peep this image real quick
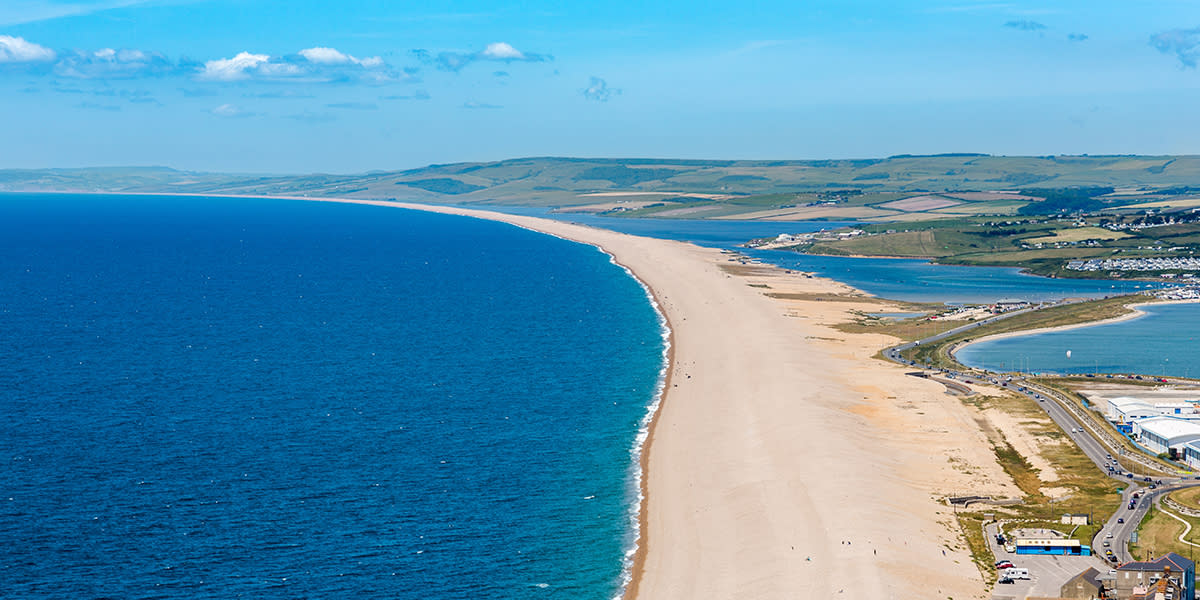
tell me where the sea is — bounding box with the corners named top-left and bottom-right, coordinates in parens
top-left (0, 193), bottom-right (667, 599)
top-left (956, 302), bottom-right (1200, 378)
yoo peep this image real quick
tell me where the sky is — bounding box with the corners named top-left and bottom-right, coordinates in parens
top-left (2, 0), bottom-right (1200, 173)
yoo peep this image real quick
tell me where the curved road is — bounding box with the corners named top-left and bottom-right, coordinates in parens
top-left (881, 301), bottom-right (1200, 566)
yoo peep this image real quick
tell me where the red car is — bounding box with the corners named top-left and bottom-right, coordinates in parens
top-left (995, 561), bottom-right (1014, 570)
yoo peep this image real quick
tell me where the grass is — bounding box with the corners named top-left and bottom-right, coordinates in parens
top-left (1024, 227), bottom-right (1133, 244)
top-left (1130, 504), bottom-right (1200, 561)
top-left (1171, 487), bottom-right (1200, 511)
top-left (900, 295), bottom-right (1153, 369)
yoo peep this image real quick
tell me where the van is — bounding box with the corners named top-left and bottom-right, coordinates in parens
top-left (1003, 567), bottom-right (1030, 580)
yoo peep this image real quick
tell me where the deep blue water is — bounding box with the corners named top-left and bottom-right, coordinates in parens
top-left (0, 193), bottom-right (666, 599)
top-left (482, 206), bottom-right (1157, 303)
top-left (956, 303), bottom-right (1200, 378)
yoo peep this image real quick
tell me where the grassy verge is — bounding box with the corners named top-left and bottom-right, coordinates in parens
top-left (1172, 487), bottom-right (1200, 511)
top-left (956, 513), bottom-right (994, 585)
top-left (1037, 379), bottom-right (1183, 474)
top-left (895, 294), bottom-right (1155, 369)
top-left (1130, 503), bottom-right (1200, 561)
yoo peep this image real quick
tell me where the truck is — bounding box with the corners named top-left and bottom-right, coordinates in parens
top-left (1003, 567), bottom-right (1030, 580)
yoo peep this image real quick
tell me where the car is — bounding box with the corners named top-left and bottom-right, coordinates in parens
top-left (1150, 484), bottom-right (1157, 490)
top-left (1118, 518), bottom-right (1125, 524)
top-left (1127, 473), bottom-right (1134, 479)
top-left (1145, 477), bottom-right (1153, 482)
top-left (998, 577), bottom-right (1014, 584)
top-left (995, 562), bottom-right (1014, 570)
top-left (1106, 533), bottom-right (1114, 538)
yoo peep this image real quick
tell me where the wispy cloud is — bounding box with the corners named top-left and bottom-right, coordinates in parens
top-left (1151, 28), bottom-right (1200, 68)
top-left (179, 87), bottom-right (218, 97)
top-left (0, 0), bottom-right (165, 26)
top-left (582, 76), bottom-right (618, 102)
top-left (75, 101), bottom-right (121, 112)
top-left (413, 42), bottom-right (550, 72)
top-left (284, 110), bottom-right (337, 123)
top-left (380, 90), bottom-right (430, 100)
top-left (1004, 20), bottom-right (1046, 32)
top-left (463, 100), bottom-right (502, 109)
top-left (54, 48), bottom-right (176, 79)
top-left (0, 34), bottom-right (55, 63)
top-left (210, 103), bottom-right (259, 118)
top-left (245, 90), bottom-right (315, 99)
top-left (1067, 33), bottom-right (1088, 42)
top-left (326, 101), bottom-right (378, 110)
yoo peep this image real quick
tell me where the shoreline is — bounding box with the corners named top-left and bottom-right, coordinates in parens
top-left (953, 299), bottom-right (1200, 360)
top-left (45, 190), bottom-right (1020, 598)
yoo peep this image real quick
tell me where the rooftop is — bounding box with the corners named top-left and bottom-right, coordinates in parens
top-left (1137, 417), bottom-right (1200, 440)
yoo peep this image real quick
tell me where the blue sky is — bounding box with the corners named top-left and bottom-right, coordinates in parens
top-left (2, 0), bottom-right (1199, 173)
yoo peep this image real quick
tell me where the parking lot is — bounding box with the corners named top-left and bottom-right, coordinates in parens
top-left (986, 524), bottom-right (1110, 600)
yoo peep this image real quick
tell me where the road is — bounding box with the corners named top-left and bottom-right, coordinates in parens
top-left (881, 298), bottom-right (1200, 590)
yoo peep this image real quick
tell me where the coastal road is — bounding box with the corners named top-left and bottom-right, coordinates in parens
top-left (882, 297), bottom-right (1200, 569)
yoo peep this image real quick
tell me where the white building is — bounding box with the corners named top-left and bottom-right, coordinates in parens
top-left (1183, 441), bottom-right (1200, 470)
top-left (1107, 396), bottom-right (1200, 423)
top-left (1133, 417), bottom-right (1200, 455)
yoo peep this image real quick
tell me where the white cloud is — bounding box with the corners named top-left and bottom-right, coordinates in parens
top-left (197, 48), bottom-right (398, 83)
top-left (480, 42), bottom-right (525, 60)
top-left (299, 46), bottom-right (384, 68)
top-left (200, 51), bottom-right (271, 81)
top-left (0, 34), bottom-right (55, 63)
top-left (210, 103), bottom-right (257, 118)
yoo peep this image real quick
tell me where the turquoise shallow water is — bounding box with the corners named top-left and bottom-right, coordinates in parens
top-left (956, 303), bottom-right (1200, 377)
top-left (0, 193), bottom-right (666, 599)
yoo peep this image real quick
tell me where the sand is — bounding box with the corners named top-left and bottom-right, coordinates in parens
top-left (100, 193), bottom-right (1016, 598)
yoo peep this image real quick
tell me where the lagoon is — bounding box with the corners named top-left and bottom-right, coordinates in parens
top-left (956, 303), bottom-right (1200, 378)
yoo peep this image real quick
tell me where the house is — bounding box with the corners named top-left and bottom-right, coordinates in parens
top-left (1115, 554), bottom-right (1195, 600)
top-left (1061, 566), bottom-right (1105, 599)
top-left (1061, 513), bottom-right (1090, 526)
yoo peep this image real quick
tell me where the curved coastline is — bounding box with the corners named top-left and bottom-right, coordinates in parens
top-left (953, 299), bottom-right (1200, 361)
top-left (70, 191), bottom-right (1017, 599)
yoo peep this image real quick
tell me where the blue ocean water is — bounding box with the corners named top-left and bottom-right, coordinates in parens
top-left (0, 193), bottom-right (666, 599)
top-left (956, 303), bottom-right (1200, 378)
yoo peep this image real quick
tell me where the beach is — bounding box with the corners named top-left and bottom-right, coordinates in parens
top-left (112, 194), bottom-right (1016, 598)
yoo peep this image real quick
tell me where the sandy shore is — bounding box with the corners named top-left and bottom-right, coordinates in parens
top-left (90, 193), bottom-right (1017, 598)
top-left (953, 299), bottom-right (1200, 357)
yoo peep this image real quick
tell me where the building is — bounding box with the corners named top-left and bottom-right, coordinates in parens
top-left (1015, 538), bottom-right (1092, 556)
top-left (1061, 566), bottom-right (1105, 599)
top-left (1184, 441), bottom-right (1200, 470)
top-left (1132, 417), bottom-right (1200, 456)
top-left (1107, 397), bottom-right (1200, 423)
top-left (1062, 513), bottom-right (1091, 526)
top-left (1115, 554), bottom-right (1195, 600)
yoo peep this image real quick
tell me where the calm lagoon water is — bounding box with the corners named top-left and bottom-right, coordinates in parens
top-left (0, 193), bottom-right (666, 599)
top-left (488, 206), bottom-right (1156, 304)
top-left (956, 303), bottom-right (1200, 378)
